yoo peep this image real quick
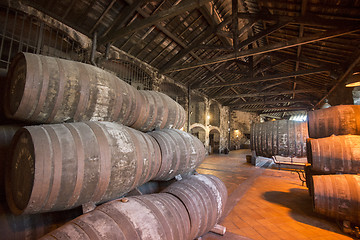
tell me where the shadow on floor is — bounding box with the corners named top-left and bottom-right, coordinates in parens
top-left (263, 188), bottom-right (346, 234)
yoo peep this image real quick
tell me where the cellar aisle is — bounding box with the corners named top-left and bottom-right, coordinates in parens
top-left (197, 150), bottom-right (353, 240)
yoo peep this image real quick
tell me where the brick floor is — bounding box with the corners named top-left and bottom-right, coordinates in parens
top-left (198, 150), bottom-right (354, 240)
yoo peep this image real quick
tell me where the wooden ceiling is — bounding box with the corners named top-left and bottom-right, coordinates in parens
top-left (5, 0), bottom-right (360, 115)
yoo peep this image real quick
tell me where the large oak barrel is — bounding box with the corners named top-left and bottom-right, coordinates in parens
top-left (6, 121), bottom-right (161, 214)
top-left (308, 105), bottom-right (360, 138)
top-left (40, 193), bottom-right (190, 240)
top-left (312, 174), bottom-right (360, 224)
top-left (148, 129), bottom-right (206, 181)
top-left (163, 174), bottom-right (227, 239)
top-left (4, 52), bottom-right (141, 126)
top-left (307, 135), bottom-right (360, 174)
top-left (251, 120), bottom-right (308, 158)
top-left (0, 125), bottom-right (21, 195)
top-left (0, 196), bottom-right (81, 240)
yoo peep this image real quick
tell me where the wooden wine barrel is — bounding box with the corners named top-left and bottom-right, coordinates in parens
top-left (6, 121), bottom-right (161, 214)
top-left (4, 52), bottom-right (140, 126)
top-left (0, 195), bottom-right (82, 240)
top-left (148, 129), bottom-right (206, 181)
top-left (308, 105), bottom-right (360, 138)
top-left (163, 174), bottom-right (227, 239)
top-left (40, 193), bottom-right (190, 240)
top-left (312, 174), bottom-right (360, 224)
top-left (0, 125), bottom-right (21, 196)
top-left (308, 135), bottom-right (360, 174)
top-left (250, 120), bottom-right (308, 158)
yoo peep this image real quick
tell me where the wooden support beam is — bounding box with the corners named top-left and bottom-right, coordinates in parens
top-left (194, 68), bottom-right (328, 89)
top-left (99, 0), bottom-right (212, 45)
top-left (231, 106), bottom-right (308, 111)
top-left (164, 27), bottom-right (359, 73)
top-left (315, 48), bottom-right (360, 108)
top-left (232, 0), bottom-right (239, 50)
top-left (90, 0), bottom-right (117, 34)
top-left (214, 89), bottom-right (324, 99)
top-left (101, 0), bottom-right (147, 38)
top-left (235, 12), bottom-right (360, 28)
top-left (226, 99), bottom-right (311, 107)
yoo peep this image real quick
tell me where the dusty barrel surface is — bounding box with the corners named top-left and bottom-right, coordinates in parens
top-left (307, 135), bottom-right (360, 174)
top-left (0, 125), bottom-right (21, 195)
top-left (308, 105), bottom-right (360, 138)
top-left (148, 129), bottom-right (206, 181)
top-left (3, 52), bottom-right (140, 126)
top-left (40, 193), bottom-right (190, 240)
top-left (6, 121), bottom-right (161, 214)
top-left (312, 174), bottom-right (360, 224)
top-left (163, 174), bottom-right (227, 239)
top-left (0, 196), bottom-right (82, 240)
top-left (251, 120), bottom-right (308, 158)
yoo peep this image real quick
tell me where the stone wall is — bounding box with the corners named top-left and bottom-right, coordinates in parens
top-left (230, 110), bottom-right (260, 150)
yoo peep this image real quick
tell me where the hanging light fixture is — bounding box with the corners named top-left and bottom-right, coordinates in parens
top-left (345, 70), bottom-right (360, 87)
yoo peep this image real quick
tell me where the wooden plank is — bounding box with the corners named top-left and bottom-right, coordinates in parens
top-left (231, 106), bottom-right (309, 111)
top-left (164, 27), bottom-right (360, 73)
top-left (194, 68), bottom-right (329, 89)
top-left (99, 0), bottom-right (212, 45)
top-left (225, 99), bottom-right (312, 107)
top-left (214, 89), bottom-right (324, 99)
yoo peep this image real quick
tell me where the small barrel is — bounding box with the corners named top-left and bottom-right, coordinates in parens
top-left (312, 174), bottom-right (360, 224)
top-left (0, 196), bottom-right (82, 240)
top-left (250, 120), bottom-right (308, 158)
top-left (6, 121), bottom-right (161, 214)
top-left (163, 174), bottom-right (227, 239)
top-left (308, 135), bottom-right (360, 174)
top-left (40, 193), bottom-right (190, 240)
top-left (148, 129), bottom-right (206, 181)
top-left (308, 105), bottom-right (360, 138)
top-left (0, 125), bottom-right (21, 196)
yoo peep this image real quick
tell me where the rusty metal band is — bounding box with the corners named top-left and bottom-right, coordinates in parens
top-left (148, 136), bottom-right (162, 180)
top-left (29, 55), bottom-right (50, 121)
top-left (137, 133), bottom-right (153, 183)
top-left (50, 226), bottom-right (75, 239)
top-left (121, 84), bottom-right (135, 125)
top-left (158, 194), bottom-right (185, 239)
top-left (148, 132), bottom-right (169, 180)
top-left (29, 127), bottom-right (53, 213)
top-left (165, 131), bottom-right (182, 178)
top-left (64, 123), bottom-right (85, 208)
top-left (178, 131), bottom-right (192, 171)
top-left (16, 54), bottom-right (39, 119)
top-left (98, 203), bottom-right (140, 239)
top-left (110, 75), bottom-right (124, 121)
top-left (166, 185), bottom-right (204, 238)
top-left (41, 126), bottom-right (63, 211)
top-left (73, 63), bottom-right (91, 121)
top-left (125, 128), bottom-right (144, 190)
top-left (131, 91), bottom-right (148, 129)
top-left (85, 122), bottom-right (112, 203)
top-left (73, 219), bottom-right (101, 240)
top-left (143, 92), bottom-right (157, 131)
top-left (46, 58), bottom-right (66, 123)
top-left (167, 193), bottom-right (191, 239)
top-left (134, 196), bottom-right (173, 239)
top-left (173, 102), bottom-right (180, 129)
top-left (159, 94), bottom-right (169, 129)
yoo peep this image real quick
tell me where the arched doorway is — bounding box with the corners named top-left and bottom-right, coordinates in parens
top-left (209, 128), bottom-right (220, 154)
top-left (190, 125), bottom-right (206, 145)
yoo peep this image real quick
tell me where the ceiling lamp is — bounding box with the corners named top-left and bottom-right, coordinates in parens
top-left (345, 71), bottom-right (360, 87)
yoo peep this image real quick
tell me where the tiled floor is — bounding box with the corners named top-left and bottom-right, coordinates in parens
top-left (197, 150), bottom-right (354, 240)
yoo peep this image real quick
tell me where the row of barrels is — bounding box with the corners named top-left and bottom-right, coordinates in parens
top-left (250, 105), bottom-right (360, 159)
top-left (0, 174), bottom-right (227, 240)
top-left (3, 122), bottom-right (205, 215)
top-left (305, 105), bottom-right (360, 227)
top-left (3, 52), bottom-right (185, 132)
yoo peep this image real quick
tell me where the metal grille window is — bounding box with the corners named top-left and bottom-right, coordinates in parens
top-left (99, 59), bottom-right (153, 90)
top-left (0, 5), bottom-right (87, 70)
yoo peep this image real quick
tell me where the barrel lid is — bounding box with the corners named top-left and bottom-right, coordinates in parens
top-left (5, 53), bottom-right (27, 116)
top-left (6, 129), bottom-right (35, 214)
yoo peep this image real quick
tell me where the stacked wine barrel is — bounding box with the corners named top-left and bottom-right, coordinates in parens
top-left (250, 119), bottom-right (308, 158)
top-left (306, 105), bottom-right (360, 225)
top-left (0, 53), bottom-right (223, 239)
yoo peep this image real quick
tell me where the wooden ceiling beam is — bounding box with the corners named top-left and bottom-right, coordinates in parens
top-left (164, 27), bottom-right (359, 73)
top-left (226, 99), bottom-right (312, 107)
top-left (230, 106), bottom-right (309, 111)
top-left (99, 0), bottom-right (212, 45)
top-left (214, 89), bottom-right (324, 99)
top-left (194, 67), bottom-right (328, 89)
